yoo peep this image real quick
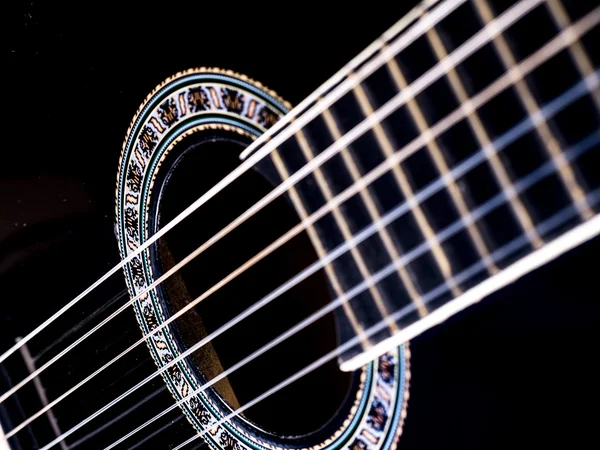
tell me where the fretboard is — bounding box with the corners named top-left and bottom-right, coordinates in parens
top-left (255, 0), bottom-right (600, 371)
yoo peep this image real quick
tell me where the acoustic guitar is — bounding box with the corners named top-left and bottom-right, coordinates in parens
top-left (1, 0), bottom-right (599, 448)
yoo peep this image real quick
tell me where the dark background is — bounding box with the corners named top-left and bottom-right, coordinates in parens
top-left (2, 0), bottom-right (599, 449)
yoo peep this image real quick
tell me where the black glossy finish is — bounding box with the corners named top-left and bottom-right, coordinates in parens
top-left (2, 1), bottom-right (599, 449)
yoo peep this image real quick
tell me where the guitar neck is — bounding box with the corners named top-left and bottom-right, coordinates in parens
top-left (256, 0), bottom-right (600, 371)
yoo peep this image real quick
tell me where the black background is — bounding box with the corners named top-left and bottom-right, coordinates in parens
top-left (2, 0), bottom-right (599, 449)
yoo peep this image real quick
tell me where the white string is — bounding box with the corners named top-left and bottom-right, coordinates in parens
top-left (0, 0), bottom-right (463, 368)
top-left (68, 386), bottom-right (167, 449)
top-left (6, 10), bottom-right (598, 438)
top-left (103, 127), bottom-right (600, 450)
top-left (35, 74), bottom-right (600, 450)
top-left (0, 0), bottom-right (547, 406)
top-left (170, 189), bottom-right (600, 450)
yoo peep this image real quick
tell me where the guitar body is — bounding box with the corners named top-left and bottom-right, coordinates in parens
top-left (114, 68), bottom-right (409, 450)
top-left (2, 1), bottom-right (600, 449)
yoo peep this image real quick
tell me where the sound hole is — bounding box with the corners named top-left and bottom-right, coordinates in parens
top-left (152, 131), bottom-right (352, 436)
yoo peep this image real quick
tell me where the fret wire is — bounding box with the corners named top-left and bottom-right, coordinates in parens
top-left (268, 149), bottom-right (372, 349)
top-left (545, 0), bottom-right (600, 110)
top-left (423, 19), bottom-right (545, 249)
top-left (292, 129), bottom-right (401, 333)
top-left (351, 79), bottom-right (463, 297)
top-left (473, 0), bottom-right (594, 221)
top-left (319, 105), bottom-right (429, 318)
top-left (384, 48), bottom-right (500, 276)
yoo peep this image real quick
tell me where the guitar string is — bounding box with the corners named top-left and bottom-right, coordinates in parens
top-left (0, 0), bottom-right (546, 406)
top-left (103, 128), bottom-right (600, 450)
top-left (0, 0), bottom-right (459, 367)
top-left (127, 415), bottom-right (185, 450)
top-left (5, 11), bottom-right (597, 439)
top-left (68, 385), bottom-right (167, 450)
top-left (32, 71), bottom-right (600, 450)
top-left (33, 289), bottom-right (128, 362)
top-left (164, 188), bottom-right (600, 450)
